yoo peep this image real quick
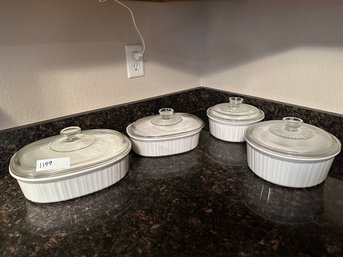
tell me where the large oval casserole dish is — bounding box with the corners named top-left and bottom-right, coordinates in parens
top-left (9, 126), bottom-right (131, 203)
top-left (126, 108), bottom-right (204, 157)
top-left (245, 117), bottom-right (341, 188)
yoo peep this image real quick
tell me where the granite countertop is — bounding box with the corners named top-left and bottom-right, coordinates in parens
top-left (1, 128), bottom-right (343, 257)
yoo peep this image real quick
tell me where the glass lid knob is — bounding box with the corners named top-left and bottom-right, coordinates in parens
top-left (151, 108), bottom-right (182, 126)
top-left (159, 108), bottom-right (174, 119)
top-left (50, 126), bottom-right (95, 152)
top-left (283, 117), bottom-right (303, 131)
top-left (229, 97), bottom-right (243, 108)
top-left (269, 117), bottom-right (314, 140)
top-left (60, 126), bottom-right (82, 142)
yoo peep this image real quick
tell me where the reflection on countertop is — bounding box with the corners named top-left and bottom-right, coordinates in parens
top-left (0, 130), bottom-right (343, 257)
top-left (242, 168), bottom-right (324, 225)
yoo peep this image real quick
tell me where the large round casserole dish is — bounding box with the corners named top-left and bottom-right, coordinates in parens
top-left (126, 108), bottom-right (204, 157)
top-left (9, 126), bottom-right (131, 203)
top-left (207, 97), bottom-right (264, 142)
top-left (245, 117), bottom-right (341, 188)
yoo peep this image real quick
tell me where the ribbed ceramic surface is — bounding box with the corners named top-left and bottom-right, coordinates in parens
top-left (209, 119), bottom-right (248, 142)
top-left (16, 156), bottom-right (129, 203)
top-left (247, 145), bottom-right (334, 188)
top-left (131, 134), bottom-right (200, 157)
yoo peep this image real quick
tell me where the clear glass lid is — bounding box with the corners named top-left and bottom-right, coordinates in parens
top-left (127, 108), bottom-right (204, 139)
top-left (245, 117), bottom-right (341, 159)
top-left (207, 97), bottom-right (265, 124)
top-left (10, 127), bottom-right (131, 179)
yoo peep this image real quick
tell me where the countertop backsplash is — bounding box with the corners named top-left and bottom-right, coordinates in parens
top-left (1, 87), bottom-right (342, 176)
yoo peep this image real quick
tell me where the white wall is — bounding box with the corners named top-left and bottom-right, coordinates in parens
top-left (2, 0), bottom-right (343, 131)
top-left (202, 0), bottom-right (343, 115)
top-left (0, 0), bottom-right (203, 130)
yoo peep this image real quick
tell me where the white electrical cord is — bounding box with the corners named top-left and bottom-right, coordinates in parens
top-left (98, 0), bottom-right (145, 59)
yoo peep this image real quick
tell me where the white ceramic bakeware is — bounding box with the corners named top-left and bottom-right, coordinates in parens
top-left (207, 97), bottom-right (264, 142)
top-left (126, 108), bottom-right (204, 157)
top-left (9, 126), bottom-right (131, 203)
top-left (245, 117), bottom-right (341, 188)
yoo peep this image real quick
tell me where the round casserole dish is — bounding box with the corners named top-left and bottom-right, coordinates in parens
top-left (9, 126), bottom-right (131, 203)
top-left (245, 117), bottom-right (341, 188)
top-left (207, 97), bottom-right (264, 142)
top-left (126, 108), bottom-right (204, 157)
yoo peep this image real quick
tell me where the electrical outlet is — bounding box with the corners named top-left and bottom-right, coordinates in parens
top-left (125, 44), bottom-right (144, 78)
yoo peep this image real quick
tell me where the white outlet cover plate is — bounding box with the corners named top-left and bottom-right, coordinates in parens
top-left (125, 44), bottom-right (144, 78)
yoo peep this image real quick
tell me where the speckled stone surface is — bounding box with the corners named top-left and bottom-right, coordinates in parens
top-left (1, 129), bottom-right (343, 257)
top-left (1, 87), bottom-right (343, 256)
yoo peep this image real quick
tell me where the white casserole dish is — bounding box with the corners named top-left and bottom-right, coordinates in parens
top-left (9, 126), bottom-right (131, 203)
top-left (207, 97), bottom-right (264, 142)
top-left (245, 117), bottom-right (341, 188)
top-left (126, 108), bottom-right (204, 157)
